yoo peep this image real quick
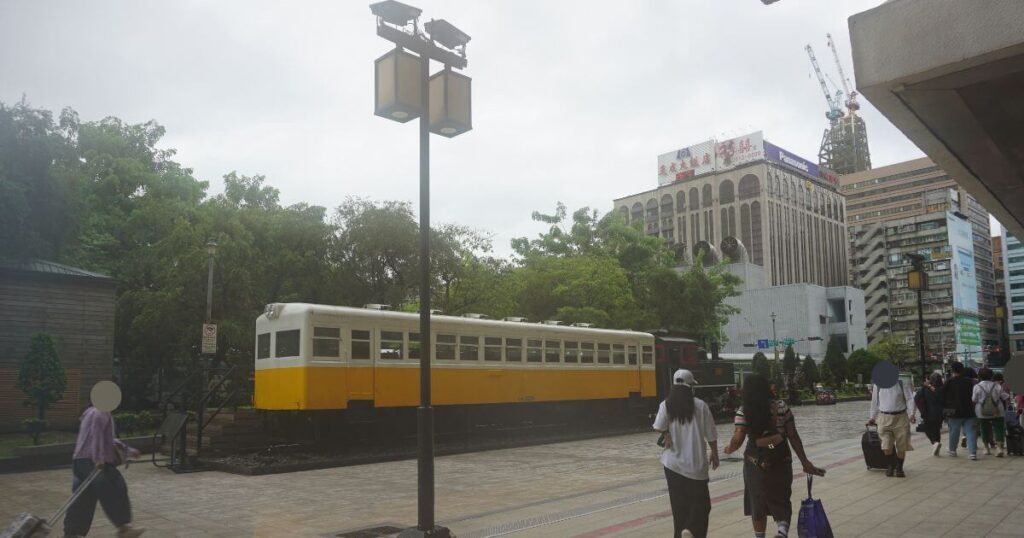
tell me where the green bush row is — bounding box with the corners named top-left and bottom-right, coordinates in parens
top-left (113, 411), bottom-right (159, 435)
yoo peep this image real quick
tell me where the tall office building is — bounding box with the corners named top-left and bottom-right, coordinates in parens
top-left (1006, 233), bottom-right (1024, 357)
top-left (613, 131), bottom-right (849, 287)
top-left (843, 158), bottom-right (999, 358)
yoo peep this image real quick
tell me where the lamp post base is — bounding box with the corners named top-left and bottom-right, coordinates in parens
top-left (397, 526), bottom-right (452, 538)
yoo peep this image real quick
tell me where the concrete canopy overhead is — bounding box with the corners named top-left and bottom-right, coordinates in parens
top-left (848, 0), bottom-right (1024, 239)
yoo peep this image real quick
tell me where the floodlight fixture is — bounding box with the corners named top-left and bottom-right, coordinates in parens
top-left (370, 0), bottom-right (422, 27)
top-left (424, 19), bottom-right (470, 52)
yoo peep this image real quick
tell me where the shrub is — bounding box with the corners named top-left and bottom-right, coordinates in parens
top-left (114, 412), bottom-right (138, 436)
top-left (23, 418), bottom-right (48, 445)
top-left (17, 333), bottom-right (67, 422)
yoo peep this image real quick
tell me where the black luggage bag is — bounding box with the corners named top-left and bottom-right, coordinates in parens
top-left (1007, 425), bottom-right (1024, 456)
top-left (0, 467), bottom-right (101, 538)
top-left (862, 425), bottom-right (888, 470)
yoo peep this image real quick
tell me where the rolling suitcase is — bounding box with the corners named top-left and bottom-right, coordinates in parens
top-left (1006, 425), bottom-right (1024, 456)
top-left (0, 467), bottom-right (101, 538)
top-left (862, 425), bottom-right (888, 470)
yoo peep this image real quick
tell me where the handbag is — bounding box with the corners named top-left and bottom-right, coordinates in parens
top-left (746, 430), bottom-right (788, 471)
top-left (797, 475), bottom-right (834, 538)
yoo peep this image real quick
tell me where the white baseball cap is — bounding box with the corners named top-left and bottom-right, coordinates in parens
top-left (673, 369), bottom-right (698, 387)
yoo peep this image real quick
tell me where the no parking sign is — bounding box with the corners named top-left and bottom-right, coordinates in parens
top-left (202, 323), bottom-right (217, 354)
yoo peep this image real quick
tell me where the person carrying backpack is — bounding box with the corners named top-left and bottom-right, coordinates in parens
top-left (973, 368), bottom-right (1011, 457)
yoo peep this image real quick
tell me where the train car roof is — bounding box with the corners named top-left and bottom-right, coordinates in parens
top-left (258, 303), bottom-right (653, 339)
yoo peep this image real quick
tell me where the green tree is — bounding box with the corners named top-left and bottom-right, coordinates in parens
top-left (868, 334), bottom-right (914, 368)
top-left (782, 344), bottom-right (798, 374)
top-left (847, 348), bottom-right (882, 385)
top-left (17, 333), bottom-right (67, 427)
top-left (801, 355), bottom-right (818, 389)
top-left (818, 361), bottom-right (834, 388)
top-left (751, 352), bottom-right (771, 379)
top-left (823, 338), bottom-right (848, 385)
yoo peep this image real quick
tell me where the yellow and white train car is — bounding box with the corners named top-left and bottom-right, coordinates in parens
top-left (254, 303), bottom-right (656, 413)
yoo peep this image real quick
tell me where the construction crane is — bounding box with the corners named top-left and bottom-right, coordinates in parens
top-left (805, 44), bottom-right (844, 123)
top-left (826, 33), bottom-right (860, 113)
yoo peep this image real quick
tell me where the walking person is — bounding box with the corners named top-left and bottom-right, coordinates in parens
top-left (974, 368), bottom-right (1011, 457)
top-left (653, 369), bottom-right (719, 538)
top-left (725, 374), bottom-right (825, 538)
top-left (867, 374), bottom-right (916, 476)
top-left (65, 383), bottom-right (145, 538)
top-left (916, 372), bottom-right (945, 456)
top-left (942, 362), bottom-right (978, 459)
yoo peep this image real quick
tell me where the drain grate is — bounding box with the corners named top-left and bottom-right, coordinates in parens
top-left (333, 525), bottom-right (405, 538)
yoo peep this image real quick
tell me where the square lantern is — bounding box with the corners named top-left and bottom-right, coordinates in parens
top-left (375, 47), bottom-right (423, 123)
top-left (429, 68), bottom-right (472, 137)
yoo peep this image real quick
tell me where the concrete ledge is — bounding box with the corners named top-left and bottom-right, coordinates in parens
top-left (1, 435), bottom-right (156, 474)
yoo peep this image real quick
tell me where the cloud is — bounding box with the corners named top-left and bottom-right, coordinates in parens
top-left (0, 0), bottom-right (922, 256)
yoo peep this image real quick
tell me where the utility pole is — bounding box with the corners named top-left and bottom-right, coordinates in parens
top-left (771, 312), bottom-right (779, 378)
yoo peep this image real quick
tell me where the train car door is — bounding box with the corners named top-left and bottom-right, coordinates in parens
top-left (347, 326), bottom-right (375, 402)
top-left (627, 344), bottom-right (641, 394)
top-left (655, 335), bottom-right (696, 399)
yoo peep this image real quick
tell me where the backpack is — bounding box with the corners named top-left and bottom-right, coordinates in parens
top-left (980, 385), bottom-right (1002, 418)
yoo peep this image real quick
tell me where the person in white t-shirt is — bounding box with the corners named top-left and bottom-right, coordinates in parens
top-left (653, 369), bottom-right (720, 538)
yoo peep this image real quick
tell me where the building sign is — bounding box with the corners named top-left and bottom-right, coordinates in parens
top-left (818, 165), bottom-right (840, 188)
top-left (764, 140), bottom-right (818, 178)
top-left (946, 213), bottom-right (980, 355)
top-left (658, 139), bottom-right (715, 186)
top-left (715, 131), bottom-right (764, 172)
top-left (956, 313), bottom-right (982, 347)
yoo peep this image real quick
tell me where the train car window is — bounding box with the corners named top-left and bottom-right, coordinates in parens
top-left (460, 335), bottom-right (479, 360)
top-left (627, 345), bottom-right (638, 365)
top-left (409, 332), bottom-right (421, 360)
top-left (505, 338), bottom-right (522, 362)
top-left (526, 339), bottom-right (542, 362)
top-left (581, 342), bottom-right (595, 363)
top-left (351, 330), bottom-right (371, 360)
top-left (380, 330), bottom-right (403, 360)
top-left (276, 329), bottom-right (300, 358)
top-left (544, 340), bottom-right (561, 363)
top-left (642, 345), bottom-right (654, 365)
top-left (312, 327), bottom-right (341, 358)
top-left (597, 343), bottom-right (611, 364)
top-left (564, 341), bottom-right (579, 363)
top-left (484, 337), bottom-right (502, 361)
top-left (436, 334), bottom-right (456, 360)
top-left (612, 343), bottom-right (625, 365)
top-left (257, 333), bottom-right (271, 359)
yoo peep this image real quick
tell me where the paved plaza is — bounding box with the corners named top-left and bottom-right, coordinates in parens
top-left (1, 401), bottom-right (1022, 537)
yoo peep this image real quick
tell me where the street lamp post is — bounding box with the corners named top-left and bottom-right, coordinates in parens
top-left (370, 3), bottom-right (471, 536)
top-left (197, 239), bottom-right (217, 458)
top-left (906, 253), bottom-right (928, 385)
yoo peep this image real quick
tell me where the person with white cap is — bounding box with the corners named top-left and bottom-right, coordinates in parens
top-left (653, 369), bottom-right (720, 538)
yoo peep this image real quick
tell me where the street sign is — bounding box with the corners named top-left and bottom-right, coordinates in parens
top-left (757, 339), bottom-right (770, 350)
top-left (783, 337), bottom-right (795, 346)
top-left (202, 323), bottom-right (217, 354)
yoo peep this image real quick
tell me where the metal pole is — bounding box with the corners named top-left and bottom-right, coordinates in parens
top-left (771, 313), bottom-right (779, 378)
top-left (916, 289), bottom-right (926, 384)
top-left (206, 252), bottom-right (214, 324)
top-left (198, 250), bottom-right (214, 458)
top-left (416, 53), bottom-right (436, 533)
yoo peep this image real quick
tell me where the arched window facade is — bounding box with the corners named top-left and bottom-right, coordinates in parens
top-left (631, 202), bottom-right (643, 223)
top-left (702, 184), bottom-right (713, 207)
top-left (619, 206), bottom-right (629, 224)
top-left (676, 191), bottom-right (686, 212)
top-left (750, 200), bottom-right (762, 265)
top-left (646, 198), bottom-right (659, 220)
top-left (689, 187), bottom-right (700, 210)
top-left (719, 180), bottom-right (735, 204)
top-left (661, 194), bottom-right (674, 215)
top-left (738, 174), bottom-right (760, 200)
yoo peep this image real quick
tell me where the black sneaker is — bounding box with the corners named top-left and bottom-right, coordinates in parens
top-left (885, 466), bottom-right (895, 477)
top-left (895, 469), bottom-right (906, 477)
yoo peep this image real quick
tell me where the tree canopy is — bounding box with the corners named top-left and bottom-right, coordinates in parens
top-left (2, 100), bottom-right (744, 406)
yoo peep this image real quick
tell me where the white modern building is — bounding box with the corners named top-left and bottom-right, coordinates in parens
top-left (717, 261), bottom-right (867, 360)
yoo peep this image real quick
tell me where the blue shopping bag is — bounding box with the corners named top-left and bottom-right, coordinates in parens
top-left (797, 475), bottom-right (834, 538)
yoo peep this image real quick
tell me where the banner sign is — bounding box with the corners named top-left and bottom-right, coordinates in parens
top-left (658, 139), bottom-right (715, 186)
top-left (202, 323), bottom-right (218, 355)
top-left (715, 131), bottom-right (764, 172)
top-left (956, 313), bottom-right (981, 347)
top-left (947, 213), bottom-right (980, 354)
top-left (764, 140), bottom-right (818, 177)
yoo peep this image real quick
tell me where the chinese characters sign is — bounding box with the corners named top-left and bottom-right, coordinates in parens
top-left (657, 132), bottom-right (767, 186)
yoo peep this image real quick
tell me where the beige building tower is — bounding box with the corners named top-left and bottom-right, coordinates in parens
top-left (613, 132), bottom-right (849, 287)
top-left (843, 157), bottom-right (998, 348)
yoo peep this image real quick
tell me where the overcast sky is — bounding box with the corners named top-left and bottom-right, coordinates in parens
top-left (2, 1), bottom-right (941, 254)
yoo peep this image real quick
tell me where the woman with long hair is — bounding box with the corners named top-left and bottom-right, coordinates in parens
top-left (725, 374), bottom-right (824, 538)
top-left (917, 371), bottom-right (945, 455)
top-left (653, 369), bottom-right (720, 538)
